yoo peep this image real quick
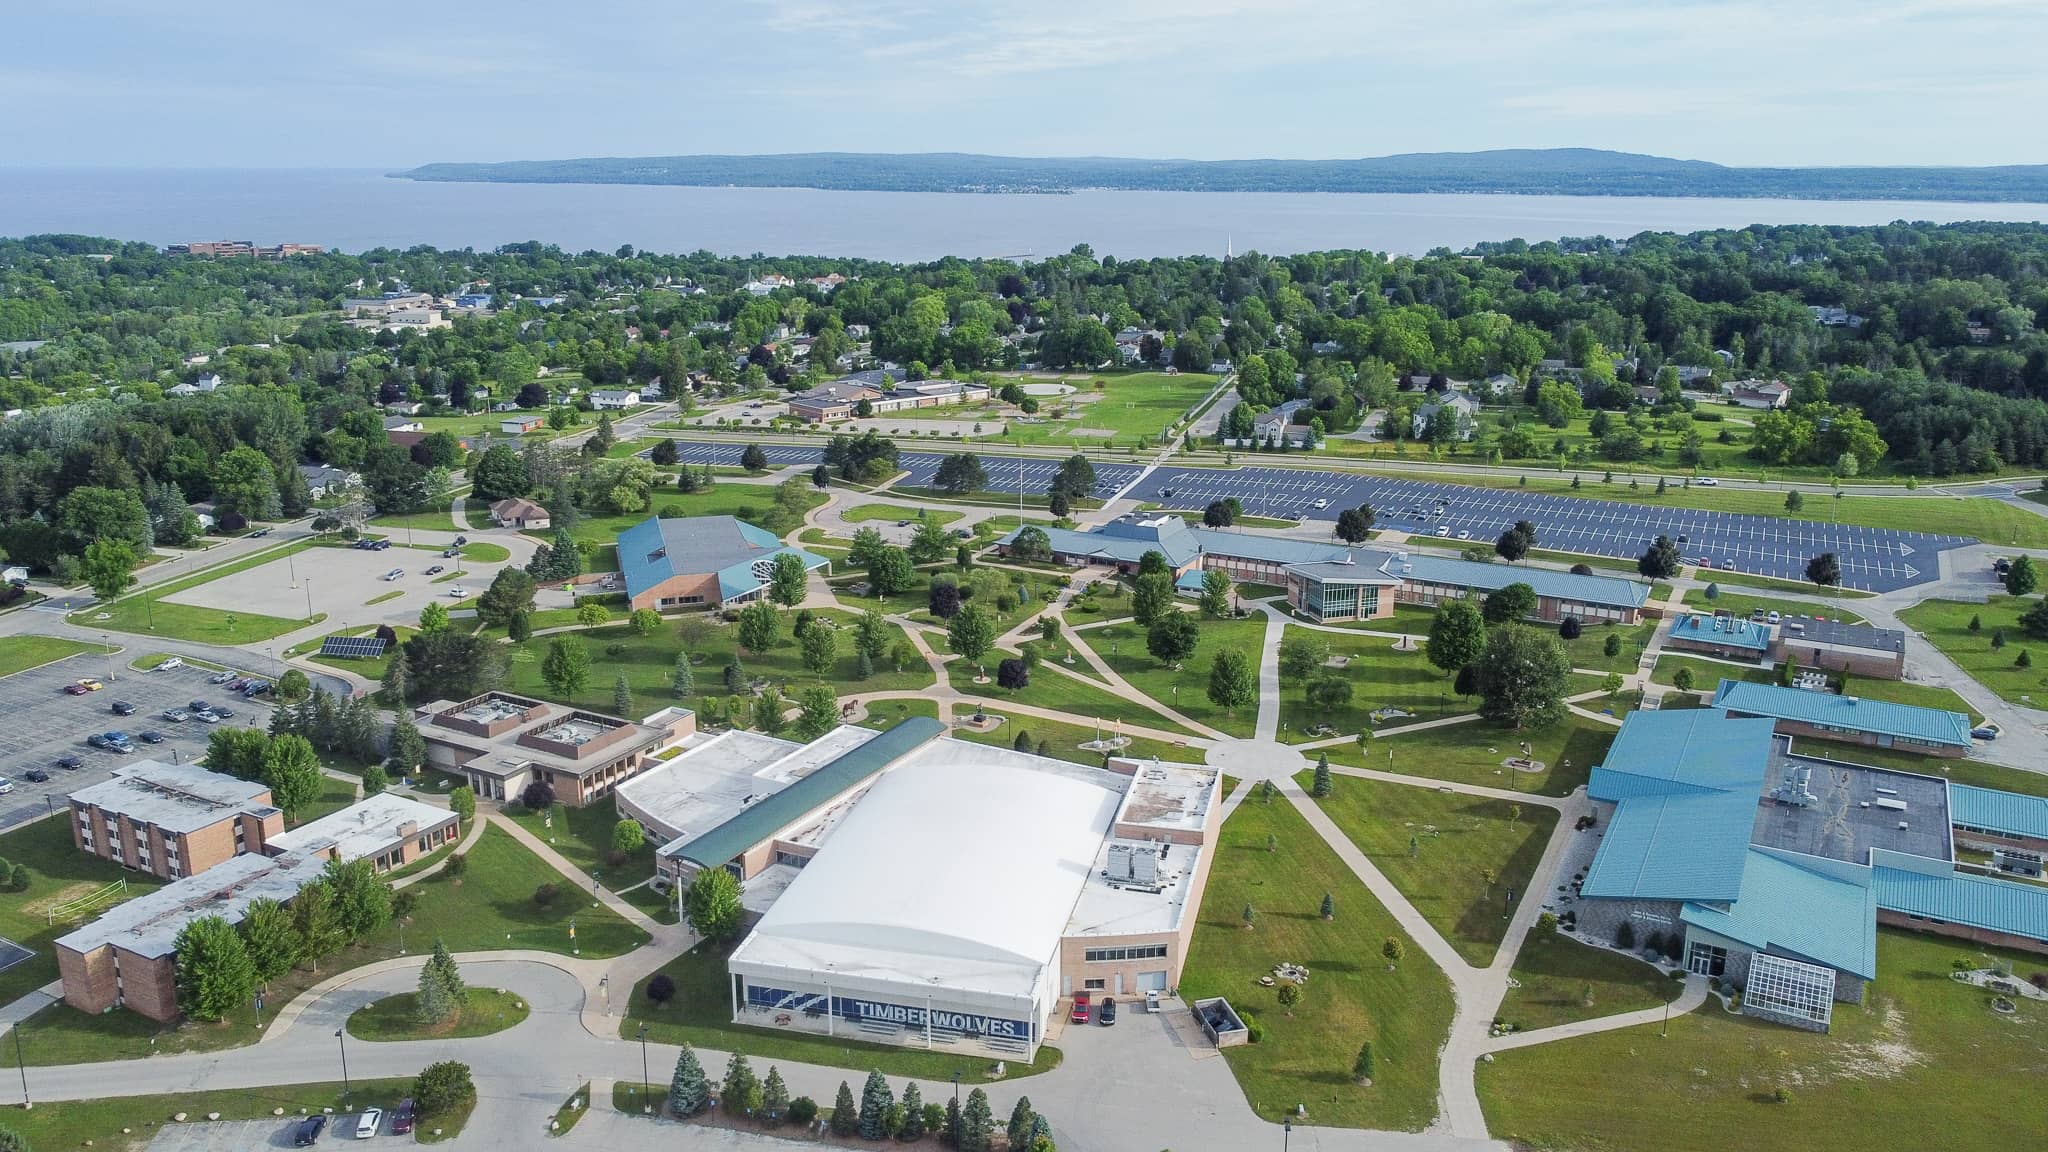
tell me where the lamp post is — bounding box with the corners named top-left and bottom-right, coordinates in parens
top-left (592, 869), bottom-right (602, 907)
top-left (335, 1027), bottom-right (351, 1110)
top-left (304, 579), bottom-right (314, 621)
top-left (637, 1024), bottom-right (650, 1108)
top-left (14, 1020), bottom-right (28, 1107)
top-left (1283, 1118), bottom-right (1292, 1151)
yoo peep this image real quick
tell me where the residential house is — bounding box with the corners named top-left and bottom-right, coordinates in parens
top-left (1723, 380), bottom-right (1791, 410)
top-left (1483, 373), bottom-right (1519, 398)
top-left (590, 389), bottom-right (641, 410)
top-left (382, 415), bottom-right (425, 434)
top-left (499, 414), bottom-right (545, 434)
top-left (490, 497), bottom-right (551, 530)
top-left (1413, 393), bottom-right (1478, 440)
top-left (297, 464), bottom-right (359, 499)
top-left (1249, 399), bottom-right (1313, 447)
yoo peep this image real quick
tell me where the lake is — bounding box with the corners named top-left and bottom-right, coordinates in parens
top-left (4, 168), bottom-right (2047, 260)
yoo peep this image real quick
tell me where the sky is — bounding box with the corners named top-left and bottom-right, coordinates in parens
top-left (7, 0), bottom-right (2045, 169)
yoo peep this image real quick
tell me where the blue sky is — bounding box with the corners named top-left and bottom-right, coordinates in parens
top-left (7, 0), bottom-right (2043, 168)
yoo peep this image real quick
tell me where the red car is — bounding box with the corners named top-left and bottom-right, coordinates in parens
top-left (392, 1098), bottom-right (416, 1134)
top-left (1069, 993), bottom-right (1091, 1023)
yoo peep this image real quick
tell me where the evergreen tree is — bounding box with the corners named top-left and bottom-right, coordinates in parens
top-left (612, 673), bottom-right (634, 718)
top-left (898, 1082), bottom-right (925, 1139)
top-left (855, 648), bottom-right (873, 680)
top-left (1321, 892), bottom-right (1336, 920)
top-left (415, 953), bottom-right (455, 1025)
top-left (859, 1069), bottom-right (894, 1139)
top-left (959, 1088), bottom-right (994, 1152)
top-left (944, 1096), bottom-right (963, 1147)
top-left (507, 610), bottom-right (532, 642)
top-left (426, 938), bottom-right (465, 1001)
top-left (761, 1066), bottom-right (791, 1125)
top-left (830, 1081), bottom-right (859, 1136)
top-left (1312, 753), bottom-right (1333, 797)
top-left (386, 709), bottom-right (426, 776)
top-left (671, 651), bottom-right (695, 697)
top-left (668, 1044), bottom-right (710, 1116)
top-left (379, 652), bottom-right (410, 705)
top-left (722, 1052), bottom-right (763, 1118)
top-left (1006, 1096), bottom-right (1037, 1149)
top-left (1353, 1040), bottom-right (1375, 1082)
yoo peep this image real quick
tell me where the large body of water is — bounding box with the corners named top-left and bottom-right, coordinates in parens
top-left (5, 168), bottom-right (2048, 260)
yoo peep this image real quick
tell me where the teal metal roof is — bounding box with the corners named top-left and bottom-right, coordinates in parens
top-left (1669, 612), bottom-right (1773, 652)
top-left (1711, 680), bottom-right (1972, 747)
top-left (1581, 710), bottom-right (1778, 902)
top-left (619, 515), bottom-right (825, 605)
top-left (1187, 527), bottom-right (1352, 566)
top-left (1948, 784), bottom-right (2048, 842)
top-left (1874, 865), bottom-right (2048, 945)
top-left (671, 717), bottom-right (944, 870)
top-left (1390, 552), bottom-right (1650, 610)
top-left (1002, 522), bottom-right (1201, 568)
top-left (1680, 848), bottom-right (1878, 979)
top-left (1174, 569), bottom-right (1208, 591)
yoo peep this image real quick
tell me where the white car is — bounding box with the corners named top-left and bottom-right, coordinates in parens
top-left (1766, 610), bottom-right (1781, 624)
top-left (382, 569), bottom-right (405, 582)
top-left (1696, 477), bottom-right (1719, 486)
top-left (1310, 498), bottom-right (1329, 510)
top-left (445, 587), bottom-right (468, 598)
top-left (355, 1108), bottom-right (383, 1139)
top-left (1457, 530), bottom-right (1472, 540)
top-left (154, 657), bottom-right (184, 672)
top-left (0, 777), bottom-right (13, 795)
top-left (1435, 526), bottom-right (1451, 537)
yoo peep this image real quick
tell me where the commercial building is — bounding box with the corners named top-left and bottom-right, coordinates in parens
top-left (489, 497), bottom-right (550, 530)
top-left (1711, 679), bottom-right (1972, 757)
top-left (1570, 707), bottom-right (2047, 1033)
top-left (68, 761), bottom-right (283, 881)
top-left (415, 692), bottom-right (695, 805)
top-left (786, 372), bottom-right (990, 422)
top-left (998, 514), bottom-right (1650, 626)
top-left (1665, 612), bottom-right (1774, 660)
top-left (1770, 618), bottom-right (1908, 681)
top-left (618, 515), bottom-right (830, 612)
top-left (722, 721), bottom-right (1221, 1062)
top-left (269, 792), bottom-right (459, 873)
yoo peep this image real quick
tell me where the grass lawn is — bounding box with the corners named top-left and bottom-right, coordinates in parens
top-left (374, 505), bottom-right (462, 532)
top-left (1305, 773), bottom-right (1559, 966)
top-left (1496, 927), bottom-right (1682, 1032)
top-left (950, 709), bottom-right (1194, 766)
top-left (502, 610), bottom-right (933, 716)
top-left (840, 502), bottom-right (963, 526)
top-left (1704, 570), bottom-right (1876, 598)
top-left (621, 938), bottom-right (1063, 1084)
top-left (0, 1078), bottom-right (420, 1152)
top-left (1476, 929), bottom-right (2048, 1152)
top-left (0, 636), bottom-right (111, 678)
top-left (1088, 614), bottom-right (1270, 737)
top-left (1335, 712), bottom-right (1618, 797)
top-left (942, 658), bottom-right (1200, 738)
top-left (71, 541), bottom-right (325, 644)
top-left (345, 987), bottom-right (530, 1041)
top-left (1278, 627), bottom-right (1470, 741)
top-left (0, 816), bottom-right (163, 1008)
top-left (1179, 796), bottom-right (1455, 1131)
top-left (1650, 653), bottom-right (1772, 693)
top-left (533, 485), bottom-right (827, 554)
top-left (1558, 617), bottom-right (1658, 673)
top-left (1686, 587), bottom-right (1867, 626)
top-left (976, 370), bottom-right (1218, 447)
top-left (859, 697), bottom-right (945, 726)
top-left (1897, 595), bottom-right (2048, 707)
top-left (301, 625), bottom-right (418, 677)
top-left (500, 799), bottom-right (660, 893)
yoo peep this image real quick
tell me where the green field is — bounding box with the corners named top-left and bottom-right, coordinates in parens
top-left (1305, 772), bottom-right (1559, 966)
top-left (839, 502), bottom-right (964, 526)
top-left (1179, 793), bottom-right (1455, 1130)
top-left (0, 1078), bottom-right (421, 1152)
top-left (500, 799), bottom-right (659, 894)
top-left (1088, 614), bottom-right (1271, 738)
top-left (1277, 626), bottom-right (1472, 741)
top-left (1476, 930), bottom-right (2048, 1152)
top-left (1558, 617), bottom-right (1658, 672)
top-left (1650, 653), bottom-right (1772, 693)
top-left (942, 657), bottom-right (1199, 739)
top-left (1897, 595), bottom-right (2048, 707)
top-left (71, 542), bottom-right (324, 644)
top-left (0, 817), bottom-right (163, 1008)
top-left (1496, 926), bottom-right (1683, 1032)
top-left (1335, 712), bottom-right (1618, 796)
top-left (884, 371), bottom-right (1218, 449)
top-left (346, 987), bottom-right (530, 1041)
top-left (621, 938), bottom-right (1061, 1085)
top-left (0, 636), bottom-right (112, 678)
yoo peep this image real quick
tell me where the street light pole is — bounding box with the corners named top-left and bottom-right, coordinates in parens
top-left (335, 1027), bottom-right (351, 1109)
top-left (1283, 1118), bottom-right (1292, 1151)
top-left (637, 1024), bottom-right (650, 1106)
top-left (14, 1023), bottom-right (28, 1107)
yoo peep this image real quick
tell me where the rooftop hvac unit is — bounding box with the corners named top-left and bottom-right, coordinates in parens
top-left (1872, 798), bottom-right (1908, 812)
top-left (1773, 765), bottom-right (1818, 807)
top-left (1897, 821), bottom-right (1910, 831)
top-left (1106, 843), bottom-right (1160, 886)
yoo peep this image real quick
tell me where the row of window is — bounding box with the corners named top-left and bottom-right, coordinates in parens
top-left (1082, 944), bottom-right (1168, 962)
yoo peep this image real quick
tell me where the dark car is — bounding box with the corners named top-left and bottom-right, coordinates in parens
top-left (250, 528), bottom-right (271, 538)
top-left (211, 704), bottom-right (234, 720)
top-left (110, 700), bottom-right (135, 716)
top-left (424, 565), bottom-right (444, 576)
top-left (226, 678), bottom-right (249, 691)
top-left (61, 683), bottom-right (90, 696)
top-left (291, 1115), bottom-right (327, 1146)
top-left (188, 700), bottom-right (212, 713)
top-left (351, 539), bottom-right (374, 550)
top-left (1098, 997), bottom-right (1117, 1026)
top-left (244, 681), bottom-right (273, 698)
top-left (56, 755), bottom-right (83, 771)
top-left (453, 535), bottom-right (468, 546)
top-left (392, 1099), bottom-right (416, 1134)
top-left (23, 769), bottom-right (49, 784)
top-left (138, 730), bottom-right (165, 744)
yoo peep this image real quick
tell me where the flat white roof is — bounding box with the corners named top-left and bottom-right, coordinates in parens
top-left (269, 792), bottom-right (456, 861)
top-left (729, 742), bottom-right (1122, 1001)
top-left (1113, 760), bottom-right (1218, 834)
top-left (1064, 836), bottom-right (1202, 939)
top-left (56, 851), bottom-right (329, 960)
top-left (621, 727), bottom-right (878, 846)
top-left (68, 761), bottom-right (276, 835)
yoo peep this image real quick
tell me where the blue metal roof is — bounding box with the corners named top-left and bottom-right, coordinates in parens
top-left (1948, 784), bottom-right (2048, 842)
top-left (1186, 527), bottom-right (1352, 567)
top-left (1592, 708), bottom-right (1779, 796)
top-left (1581, 709), bottom-right (1778, 902)
top-left (1711, 680), bottom-right (1973, 747)
top-left (1668, 612), bottom-right (1773, 652)
top-left (1386, 552), bottom-right (1650, 610)
top-left (1680, 848), bottom-right (1878, 979)
top-left (1174, 569), bottom-right (1208, 591)
top-left (1874, 865), bottom-right (2048, 945)
top-left (1002, 521), bottom-right (1201, 568)
top-left (618, 515), bottom-right (825, 605)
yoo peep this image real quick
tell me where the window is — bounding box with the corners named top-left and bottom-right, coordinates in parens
top-left (1686, 941), bottom-right (1727, 977)
top-left (1746, 953), bottom-right (1836, 1028)
top-left (1083, 979), bottom-right (1106, 990)
top-left (1084, 944), bottom-right (1169, 962)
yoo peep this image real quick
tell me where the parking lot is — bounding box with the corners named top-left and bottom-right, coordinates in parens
top-left (0, 656), bottom-right (275, 832)
top-left (652, 439), bottom-right (1147, 499)
top-left (1124, 466), bottom-right (1974, 591)
top-left (158, 544), bottom-right (510, 620)
top-left (144, 1111), bottom-right (407, 1150)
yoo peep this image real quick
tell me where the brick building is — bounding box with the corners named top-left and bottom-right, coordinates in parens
top-left (68, 761), bottom-right (283, 880)
top-left (416, 692), bottom-right (694, 806)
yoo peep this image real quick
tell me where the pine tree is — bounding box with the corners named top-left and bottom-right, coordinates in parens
top-left (943, 1096), bottom-right (963, 1147)
top-left (508, 610), bottom-right (532, 642)
top-left (855, 649), bottom-right (873, 680)
top-left (858, 1069), bottom-right (893, 1139)
top-left (386, 709), bottom-right (426, 776)
top-left (830, 1081), bottom-right (859, 1136)
top-left (722, 1052), bottom-right (763, 1118)
top-left (671, 651), bottom-right (695, 697)
top-left (379, 652), bottom-right (410, 705)
top-left (1312, 752), bottom-right (1333, 797)
top-left (426, 938), bottom-right (465, 1001)
top-left (1006, 1096), bottom-right (1037, 1149)
top-left (1321, 892), bottom-right (1335, 920)
top-left (761, 1066), bottom-right (790, 1125)
top-left (898, 1082), bottom-right (925, 1138)
top-left (959, 1088), bottom-right (994, 1152)
top-left (414, 955), bottom-right (455, 1025)
top-left (668, 1044), bottom-right (710, 1116)
top-left (613, 673), bottom-right (634, 718)
top-left (1353, 1040), bottom-right (1375, 1083)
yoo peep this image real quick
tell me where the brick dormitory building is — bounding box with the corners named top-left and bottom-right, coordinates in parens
top-left (415, 691), bottom-right (695, 806)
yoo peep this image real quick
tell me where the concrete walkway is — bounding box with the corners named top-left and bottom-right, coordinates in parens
top-left (1479, 977), bottom-right (1710, 1054)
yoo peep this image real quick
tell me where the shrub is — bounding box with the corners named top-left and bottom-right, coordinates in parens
top-left (413, 1060), bottom-right (475, 1119)
top-left (1614, 921), bottom-right (1636, 949)
top-left (442, 852), bottom-right (468, 878)
top-left (647, 973), bottom-right (676, 1004)
top-left (532, 882), bottom-right (561, 908)
top-left (787, 1097), bottom-right (818, 1126)
top-left (1772, 1086), bottom-right (1793, 1105)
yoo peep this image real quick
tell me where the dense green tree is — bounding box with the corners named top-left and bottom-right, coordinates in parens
top-left (239, 897), bottom-right (301, 984)
top-left (540, 635), bottom-right (593, 698)
top-left (262, 734), bottom-right (322, 820)
top-left (684, 867), bottom-right (743, 939)
top-left (1146, 610), bottom-right (1201, 664)
top-left (1207, 648), bottom-right (1257, 716)
top-left (1426, 599), bottom-right (1486, 675)
top-left (1476, 624), bottom-right (1572, 730)
top-left (174, 914), bottom-right (257, 1021)
top-left (737, 598), bottom-right (780, 654)
top-left (947, 604), bottom-right (996, 662)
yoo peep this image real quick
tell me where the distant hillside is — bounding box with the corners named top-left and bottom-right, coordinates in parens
top-left (395, 149), bottom-right (2048, 201)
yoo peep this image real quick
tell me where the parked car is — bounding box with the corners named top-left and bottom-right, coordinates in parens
top-left (1069, 993), bottom-right (1091, 1023)
top-left (382, 569), bottom-right (405, 582)
top-left (1435, 526), bottom-right (1451, 537)
top-left (1144, 989), bottom-right (1162, 1013)
top-left (1456, 529), bottom-right (1472, 540)
top-left (61, 683), bottom-right (90, 696)
top-left (23, 769), bottom-right (49, 784)
top-left (0, 778), bottom-right (14, 796)
top-left (155, 657), bottom-right (185, 672)
top-left (1311, 498), bottom-right (1329, 510)
top-left (138, 729), bottom-right (165, 744)
top-left (161, 708), bottom-right (189, 723)
top-left (1696, 477), bottom-right (1719, 486)
top-left (208, 670), bottom-right (235, 684)
top-left (351, 539), bottom-right (374, 550)
top-left (110, 700), bottom-right (135, 716)
top-left (75, 678), bottom-right (103, 692)
top-left (210, 704), bottom-right (234, 720)
top-left (424, 565), bottom-right (444, 576)
top-left (244, 681), bottom-right (273, 698)
top-left (192, 708), bottom-right (222, 724)
top-left (56, 755), bottom-right (83, 771)
top-left (1098, 997), bottom-right (1117, 1025)
top-left (291, 1115), bottom-right (327, 1146)
top-left (355, 1108), bottom-right (383, 1138)
top-left (1994, 557), bottom-right (2013, 575)
top-left (188, 700), bottom-right (212, 713)
top-left (1766, 610), bottom-right (1782, 624)
top-left (1973, 723), bottom-right (2002, 741)
top-left (372, 540), bottom-right (392, 550)
top-left (392, 1099), bottom-right (416, 1134)
top-left (445, 587), bottom-right (467, 598)
top-left (226, 678), bottom-right (249, 691)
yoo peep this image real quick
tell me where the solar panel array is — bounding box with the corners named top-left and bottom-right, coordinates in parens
top-left (319, 635), bottom-right (390, 659)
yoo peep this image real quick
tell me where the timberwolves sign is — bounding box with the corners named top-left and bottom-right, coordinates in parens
top-left (746, 985), bottom-right (1031, 1040)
